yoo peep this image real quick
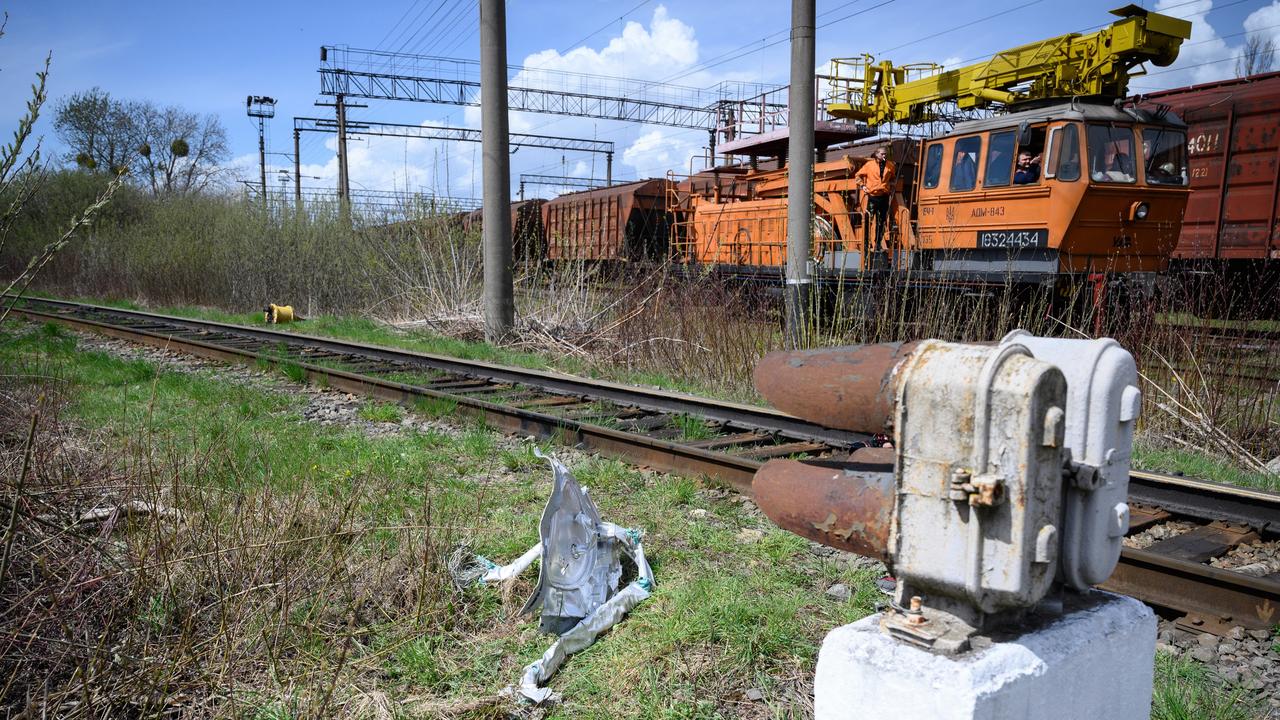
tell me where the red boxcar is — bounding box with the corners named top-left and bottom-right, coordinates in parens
top-left (541, 179), bottom-right (674, 261)
top-left (1138, 71), bottom-right (1280, 261)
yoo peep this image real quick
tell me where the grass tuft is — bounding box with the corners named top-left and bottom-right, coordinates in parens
top-left (1151, 651), bottom-right (1261, 720)
top-left (357, 401), bottom-right (404, 423)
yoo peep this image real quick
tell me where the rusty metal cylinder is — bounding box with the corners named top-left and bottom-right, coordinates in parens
top-left (752, 458), bottom-right (894, 561)
top-left (753, 341), bottom-right (921, 433)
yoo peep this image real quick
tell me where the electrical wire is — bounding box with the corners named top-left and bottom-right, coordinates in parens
top-left (411, 0), bottom-right (474, 56)
top-left (660, 0), bottom-right (901, 83)
top-left (558, 0), bottom-right (657, 54)
top-left (396, 0), bottom-right (461, 55)
top-left (342, 0), bottom-right (1274, 189)
top-left (377, 0), bottom-right (426, 50)
top-left (437, 14), bottom-right (480, 57)
top-left (876, 0), bottom-right (1045, 55)
top-left (660, 0), bottom-right (899, 84)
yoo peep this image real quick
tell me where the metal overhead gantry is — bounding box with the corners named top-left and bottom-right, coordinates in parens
top-left (517, 173), bottom-right (607, 199)
top-left (293, 116), bottom-right (618, 198)
top-left (317, 46), bottom-right (787, 134)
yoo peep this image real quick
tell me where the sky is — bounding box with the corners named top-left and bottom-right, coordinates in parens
top-left (1, 0), bottom-right (1277, 200)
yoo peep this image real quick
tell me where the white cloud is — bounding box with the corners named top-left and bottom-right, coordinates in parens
top-left (464, 5), bottom-right (709, 184)
top-left (1243, 3), bottom-right (1280, 70)
top-left (1145, 1), bottom-right (1280, 89)
top-left (622, 128), bottom-right (702, 177)
top-left (520, 5), bottom-right (698, 77)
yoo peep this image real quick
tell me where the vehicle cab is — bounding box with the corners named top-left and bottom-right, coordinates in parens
top-left (912, 102), bottom-right (1191, 279)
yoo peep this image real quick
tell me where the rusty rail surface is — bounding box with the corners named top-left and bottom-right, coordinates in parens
top-left (10, 295), bottom-right (1280, 632)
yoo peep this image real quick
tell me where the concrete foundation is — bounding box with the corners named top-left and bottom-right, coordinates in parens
top-left (814, 591), bottom-right (1156, 720)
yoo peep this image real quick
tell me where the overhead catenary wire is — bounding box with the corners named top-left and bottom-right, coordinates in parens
top-left (397, 0), bottom-right (464, 55)
top-left (436, 11), bottom-right (480, 57)
top-left (660, 0), bottom-right (899, 84)
top-left (412, 0), bottom-right (476, 56)
top-left (363, 0), bottom-right (1264, 193)
top-left (937, 0), bottom-right (1261, 69)
top-left (376, 0), bottom-right (427, 50)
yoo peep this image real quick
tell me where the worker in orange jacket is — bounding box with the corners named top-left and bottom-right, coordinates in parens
top-left (853, 147), bottom-right (896, 253)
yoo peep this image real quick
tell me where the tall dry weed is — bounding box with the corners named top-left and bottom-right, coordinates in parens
top-left (0, 372), bottom-right (474, 717)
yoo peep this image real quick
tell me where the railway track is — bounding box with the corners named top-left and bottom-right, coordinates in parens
top-left (10, 296), bottom-right (1280, 636)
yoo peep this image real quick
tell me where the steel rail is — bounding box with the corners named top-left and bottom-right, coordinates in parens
top-left (12, 295), bottom-right (1280, 630)
top-left (1104, 548), bottom-right (1280, 629)
top-left (11, 297), bottom-right (870, 450)
top-left (1128, 469), bottom-right (1280, 531)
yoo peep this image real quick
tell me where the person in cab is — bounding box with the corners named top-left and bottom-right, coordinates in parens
top-left (1013, 151), bottom-right (1041, 184)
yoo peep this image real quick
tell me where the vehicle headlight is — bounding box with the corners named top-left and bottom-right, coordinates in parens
top-left (1130, 201), bottom-right (1150, 221)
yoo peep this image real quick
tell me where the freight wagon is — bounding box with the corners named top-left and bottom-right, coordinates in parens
top-left (1136, 71), bottom-right (1280, 314)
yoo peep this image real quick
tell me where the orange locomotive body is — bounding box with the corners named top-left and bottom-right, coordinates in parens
top-left (912, 103), bottom-right (1190, 278)
top-left (671, 103), bottom-right (1191, 285)
top-left (670, 143), bottom-right (914, 275)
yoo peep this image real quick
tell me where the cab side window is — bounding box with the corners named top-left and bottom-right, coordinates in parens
top-left (1014, 125), bottom-right (1046, 184)
top-left (922, 143), bottom-right (943, 189)
top-left (950, 136), bottom-right (981, 192)
top-left (984, 131), bottom-right (1016, 187)
top-left (1049, 123), bottom-right (1081, 182)
top-left (1142, 128), bottom-right (1188, 186)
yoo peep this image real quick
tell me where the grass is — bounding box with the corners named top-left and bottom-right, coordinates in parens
top-left (1135, 443), bottom-right (1280, 491)
top-left (22, 282), bottom-right (1280, 496)
top-left (357, 401), bottom-right (404, 423)
top-left (1151, 651), bottom-right (1261, 720)
top-left (674, 414), bottom-right (715, 441)
top-left (0, 321), bottom-right (882, 717)
top-left (8, 173), bottom-right (1280, 482)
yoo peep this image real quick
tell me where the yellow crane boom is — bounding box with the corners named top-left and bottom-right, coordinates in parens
top-left (827, 5), bottom-right (1191, 125)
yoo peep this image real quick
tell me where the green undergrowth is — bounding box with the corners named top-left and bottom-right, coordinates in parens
top-left (1151, 651), bottom-right (1262, 720)
top-left (1134, 442), bottom-right (1280, 492)
top-left (21, 291), bottom-right (1277, 491)
top-left (21, 290), bottom-right (1280, 492)
top-left (34, 291), bottom-right (725, 400)
top-left (1, 320), bottom-right (880, 718)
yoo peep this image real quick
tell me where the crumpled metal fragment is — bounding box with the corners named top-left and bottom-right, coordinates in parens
top-left (448, 450), bottom-right (654, 705)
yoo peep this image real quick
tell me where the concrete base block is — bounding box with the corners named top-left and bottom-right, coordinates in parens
top-left (814, 591), bottom-right (1156, 720)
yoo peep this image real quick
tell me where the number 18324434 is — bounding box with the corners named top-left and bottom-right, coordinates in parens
top-left (976, 229), bottom-right (1048, 250)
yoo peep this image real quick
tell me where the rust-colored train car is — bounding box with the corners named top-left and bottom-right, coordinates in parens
top-left (541, 179), bottom-right (674, 261)
top-left (462, 199), bottom-right (547, 262)
top-left (1138, 71), bottom-right (1280, 261)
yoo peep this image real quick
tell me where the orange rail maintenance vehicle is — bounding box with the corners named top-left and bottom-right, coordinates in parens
top-left (673, 6), bottom-right (1194, 294)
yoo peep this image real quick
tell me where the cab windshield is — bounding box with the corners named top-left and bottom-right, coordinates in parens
top-left (1088, 125), bottom-right (1136, 184)
top-left (1142, 128), bottom-right (1189, 186)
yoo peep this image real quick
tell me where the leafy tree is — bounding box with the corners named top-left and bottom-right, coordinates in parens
top-left (52, 87), bottom-right (137, 175)
top-left (130, 101), bottom-right (230, 196)
top-left (53, 90), bottom-right (230, 196)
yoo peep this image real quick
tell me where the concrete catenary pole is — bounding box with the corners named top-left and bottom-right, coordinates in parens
top-left (335, 95), bottom-right (350, 202)
top-left (480, 0), bottom-right (514, 343)
top-left (293, 128), bottom-right (302, 210)
top-left (257, 117), bottom-right (268, 206)
top-left (785, 0), bottom-right (816, 349)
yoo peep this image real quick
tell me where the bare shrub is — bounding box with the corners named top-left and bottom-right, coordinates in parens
top-left (0, 373), bottom-right (475, 716)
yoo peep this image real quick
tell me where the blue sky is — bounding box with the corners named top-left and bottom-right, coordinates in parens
top-left (1, 0), bottom-right (1274, 198)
